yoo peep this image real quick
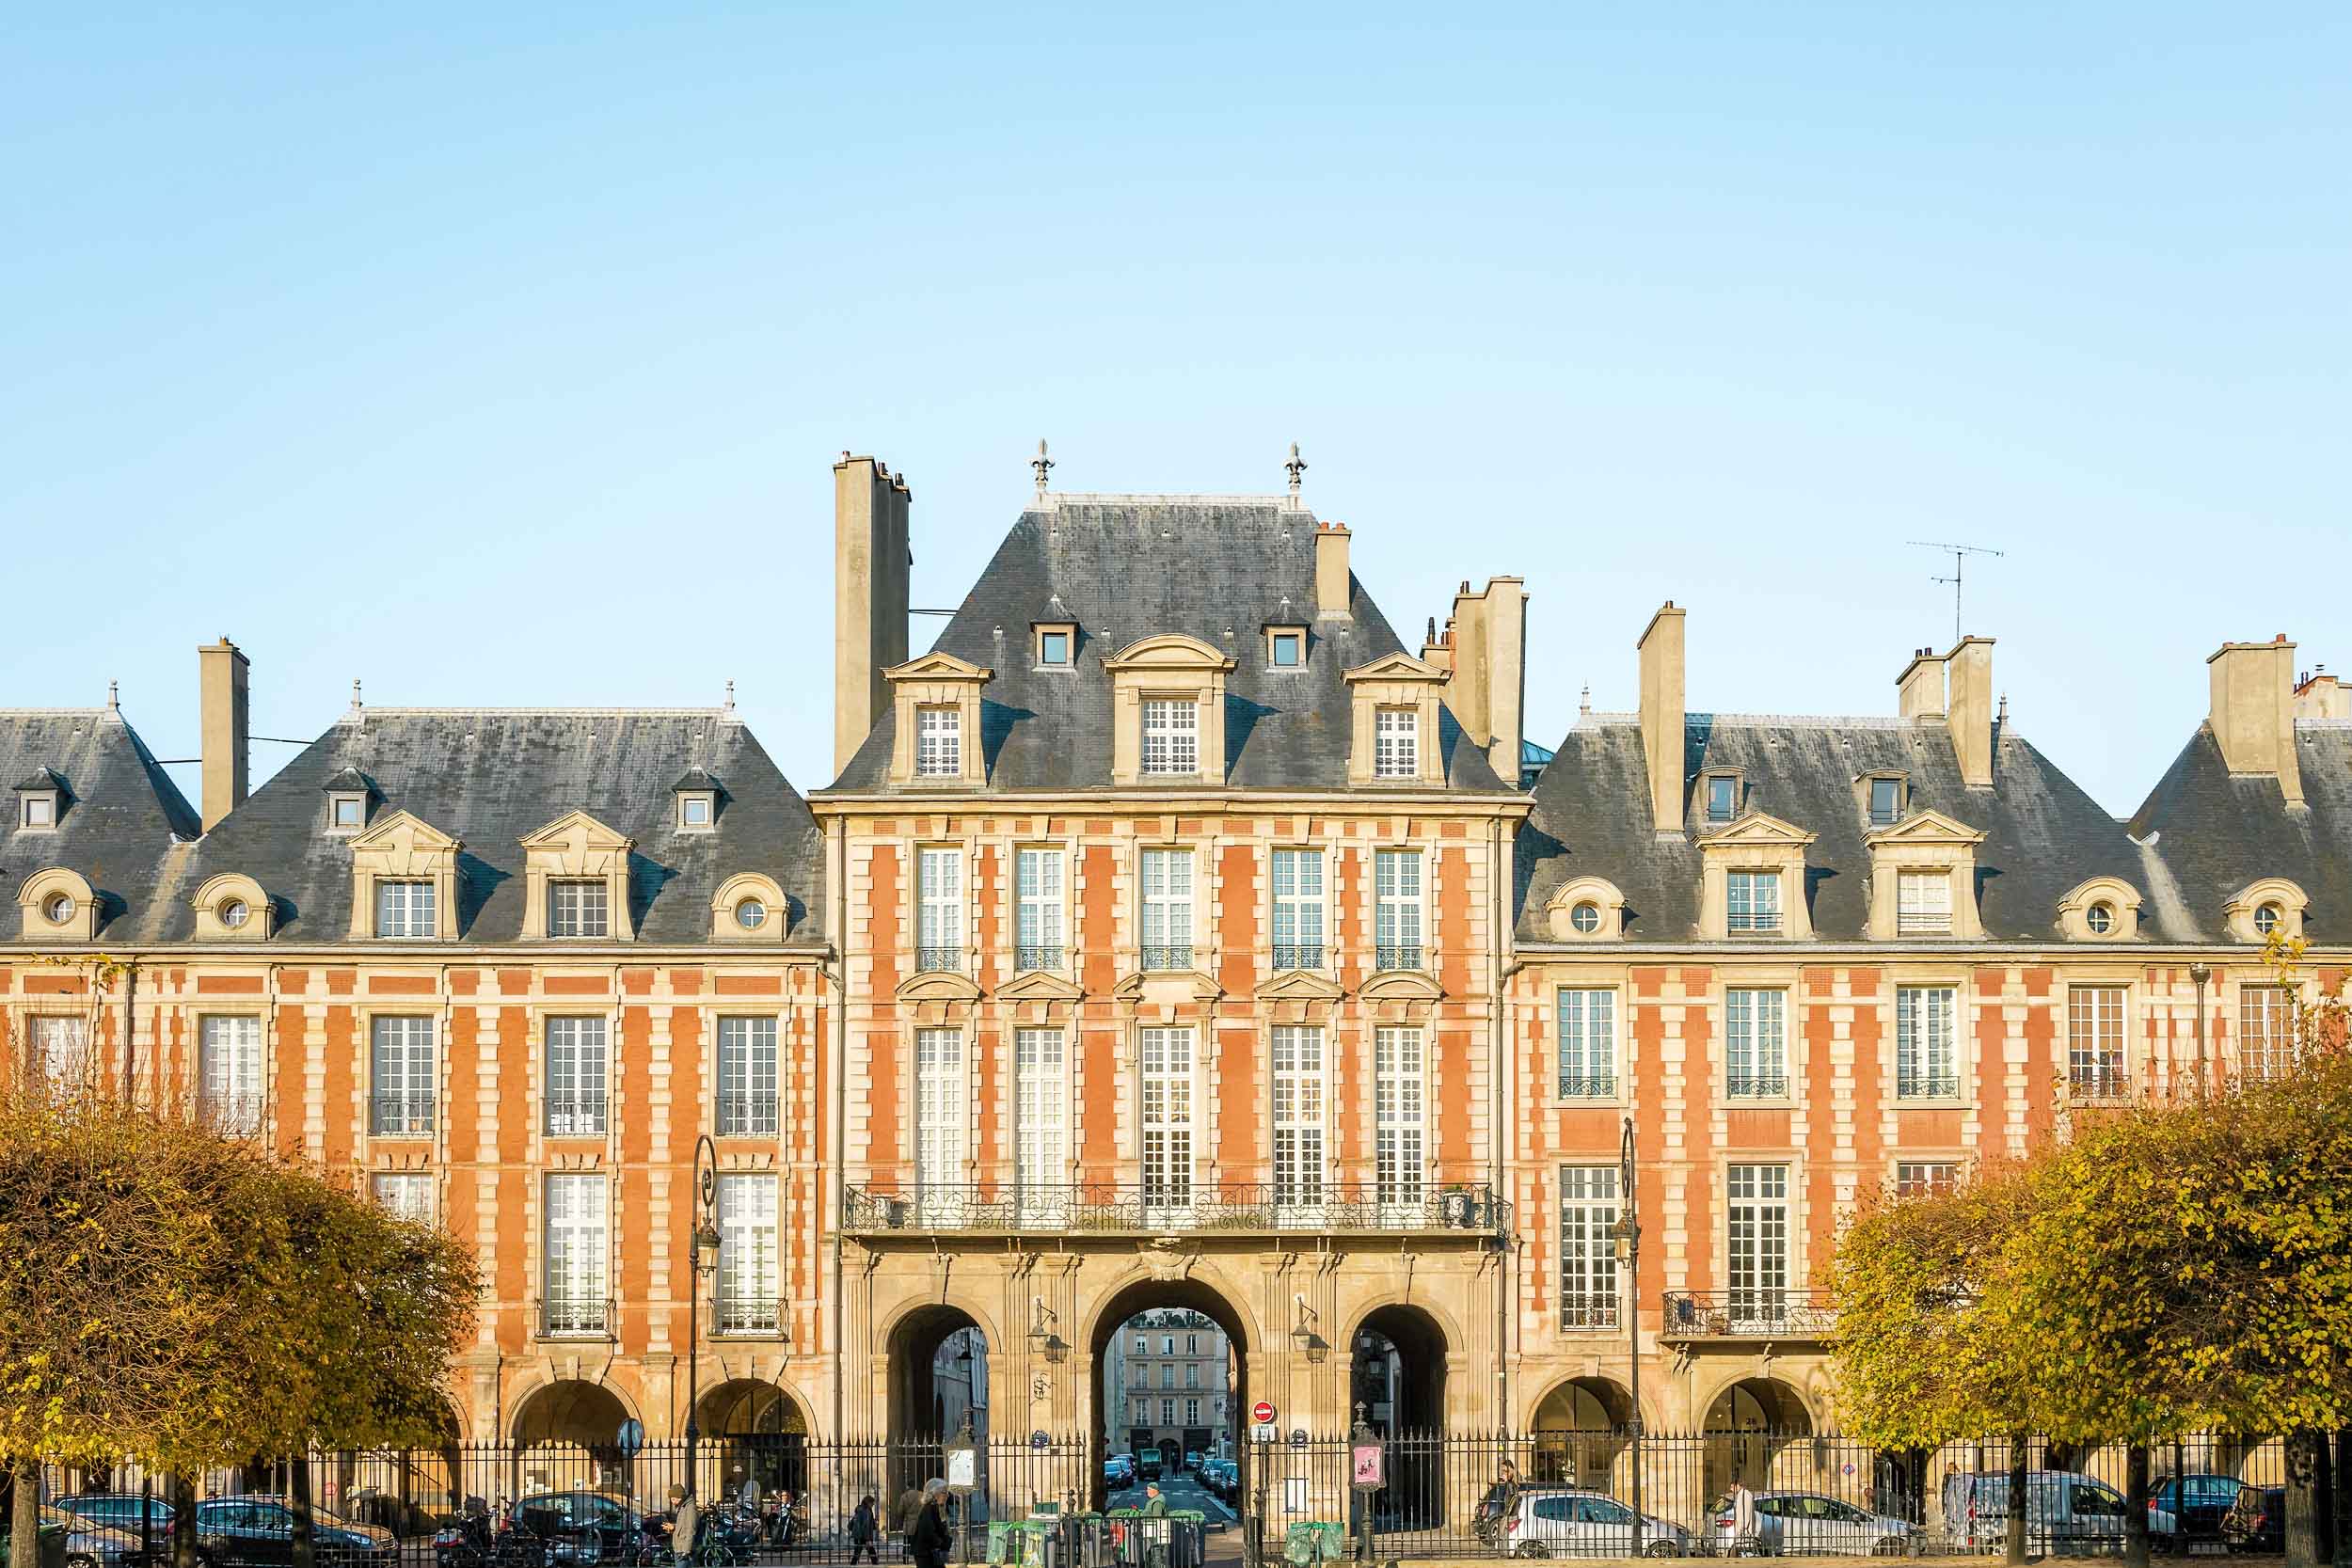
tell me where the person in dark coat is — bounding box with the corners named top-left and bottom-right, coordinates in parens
top-left (849, 1496), bottom-right (881, 1566)
top-left (909, 1481), bottom-right (953, 1568)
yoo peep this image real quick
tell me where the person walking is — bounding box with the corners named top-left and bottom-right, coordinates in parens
top-left (665, 1486), bottom-right (701, 1568)
top-left (909, 1481), bottom-right (953, 1568)
top-left (1138, 1482), bottom-right (1170, 1568)
top-left (1476, 1460), bottom-right (1522, 1543)
top-left (848, 1495), bottom-right (881, 1566)
top-left (1730, 1475), bottom-right (1759, 1557)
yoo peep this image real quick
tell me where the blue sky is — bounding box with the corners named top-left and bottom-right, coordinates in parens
top-left (6, 5), bottom-right (2344, 814)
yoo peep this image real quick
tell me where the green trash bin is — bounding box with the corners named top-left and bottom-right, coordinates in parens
top-left (985, 1520), bottom-right (1019, 1565)
top-left (0, 1520), bottom-right (69, 1568)
top-left (1282, 1520), bottom-right (1346, 1566)
top-left (1009, 1519), bottom-right (1055, 1567)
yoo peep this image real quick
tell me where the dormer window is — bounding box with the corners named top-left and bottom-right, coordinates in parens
top-left (323, 768), bottom-right (373, 834)
top-left (1374, 708), bottom-right (1420, 779)
top-left (915, 705), bottom-right (962, 776)
top-left (1035, 623), bottom-right (1076, 668)
top-left (672, 768), bottom-right (721, 833)
top-left (1266, 627), bottom-right (1306, 668)
top-left (1726, 870), bottom-right (1783, 932)
top-left (1696, 811), bottom-right (1818, 940)
top-left (22, 796), bottom-right (55, 830)
top-left (680, 795), bottom-right (712, 829)
top-left (1703, 773), bottom-right (1740, 824)
top-left (1343, 651), bottom-right (1447, 787)
top-left (1140, 699), bottom-right (1200, 776)
top-left (14, 768), bottom-right (65, 831)
top-left (1866, 774), bottom-right (1905, 826)
top-left (2222, 879), bottom-right (2311, 944)
top-left (882, 652), bottom-right (993, 787)
top-left (1865, 810), bottom-right (1987, 942)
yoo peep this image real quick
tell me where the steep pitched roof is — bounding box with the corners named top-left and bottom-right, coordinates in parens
top-left (826, 497), bottom-right (1510, 793)
top-left (2129, 722), bottom-right (2352, 943)
top-left (1517, 713), bottom-right (2149, 942)
top-left (0, 708), bottom-right (200, 941)
top-left (150, 710), bottom-right (822, 943)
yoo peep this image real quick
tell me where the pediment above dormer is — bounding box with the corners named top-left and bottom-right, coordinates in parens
top-left (1253, 968), bottom-right (1345, 1002)
top-left (996, 968), bottom-right (1084, 1002)
top-left (1695, 811), bottom-right (1819, 848)
top-left (1343, 650), bottom-right (1447, 685)
top-left (896, 968), bottom-right (983, 1002)
top-left (1102, 634), bottom-right (1235, 673)
top-left (519, 810), bottom-right (635, 863)
top-left (350, 810), bottom-right (462, 860)
top-left (884, 651), bottom-right (994, 684)
top-left (1863, 808), bottom-right (1988, 848)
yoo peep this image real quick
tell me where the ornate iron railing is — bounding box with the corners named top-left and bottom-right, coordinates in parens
top-left (370, 1091), bottom-right (436, 1137)
top-left (1270, 942), bottom-right (1324, 971)
top-left (716, 1090), bottom-right (779, 1136)
top-left (1014, 944), bottom-right (1065, 973)
top-left (712, 1296), bottom-right (782, 1337)
top-left (1661, 1290), bottom-right (1836, 1338)
top-left (1556, 1075), bottom-right (1619, 1099)
top-left (1725, 1073), bottom-right (1789, 1099)
top-left (914, 944), bottom-right (962, 974)
top-left (1139, 943), bottom-right (1194, 971)
top-left (543, 1097), bottom-right (608, 1137)
top-left (842, 1181), bottom-right (1509, 1236)
top-left (535, 1295), bottom-right (612, 1338)
top-left (1375, 942), bottom-right (1424, 972)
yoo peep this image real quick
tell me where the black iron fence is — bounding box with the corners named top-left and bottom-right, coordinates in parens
top-left (37, 1429), bottom-right (2337, 1564)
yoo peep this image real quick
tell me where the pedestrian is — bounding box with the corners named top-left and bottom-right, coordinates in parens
top-left (1138, 1483), bottom-right (1170, 1568)
top-left (667, 1485), bottom-right (701, 1568)
top-left (909, 1481), bottom-right (953, 1568)
top-left (892, 1481), bottom-right (924, 1550)
top-left (1730, 1475), bottom-right (1758, 1556)
top-left (849, 1495), bottom-right (881, 1566)
top-left (736, 1466), bottom-right (758, 1512)
top-left (1476, 1460), bottom-right (1522, 1544)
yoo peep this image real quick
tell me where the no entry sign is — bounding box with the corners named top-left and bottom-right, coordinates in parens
top-left (1250, 1400), bottom-right (1276, 1425)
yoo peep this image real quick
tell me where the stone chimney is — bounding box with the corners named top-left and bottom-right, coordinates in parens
top-left (1897, 647), bottom-right (1947, 721)
top-left (1443, 578), bottom-right (1527, 786)
top-left (1947, 636), bottom-right (1996, 787)
top-left (199, 637), bottom-right (249, 832)
top-left (2295, 665), bottom-right (2348, 721)
top-left (2209, 635), bottom-right (2304, 805)
top-left (1637, 603), bottom-right (1686, 832)
top-left (1420, 616), bottom-right (1453, 675)
top-left (834, 454), bottom-right (912, 777)
top-left (1313, 521), bottom-right (1352, 619)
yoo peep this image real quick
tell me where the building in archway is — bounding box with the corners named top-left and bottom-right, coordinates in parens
top-left (1103, 1309), bottom-right (1232, 1468)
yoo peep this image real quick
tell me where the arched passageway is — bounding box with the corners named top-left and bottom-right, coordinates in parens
top-left (1087, 1277), bottom-right (1250, 1514)
top-left (509, 1381), bottom-right (636, 1498)
top-left (1531, 1377), bottom-right (1634, 1488)
top-left (1702, 1377), bottom-right (1814, 1503)
top-left (696, 1381), bottom-right (812, 1503)
top-left (1350, 1306), bottom-right (1451, 1529)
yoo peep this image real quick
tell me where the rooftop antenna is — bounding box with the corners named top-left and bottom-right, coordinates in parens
top-left (1907, 540), bottom-right (2005, 644)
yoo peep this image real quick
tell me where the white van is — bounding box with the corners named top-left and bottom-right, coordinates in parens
top-left (1939, 1471), bottom-right (2135, 1554)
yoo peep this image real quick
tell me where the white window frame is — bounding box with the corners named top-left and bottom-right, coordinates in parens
top-left (542, 1172), bottom-right (609, 1336)
top-left (1556, 988), bottom-right (1618, 1099)
top-left (716, 1016), bottom-right (779, 1135)
top-left (1374, 847), bottom-right (1424, 971)
top-left (373, 1171), bottom-right (434, 1223)
top-left (1140, 698), bottom-right (1200, 777)
top-left (2239, 986), bottom-right (2297, 1080)
top-left (1559, 1164), bottom-right (1620, 1330)
top-left (1015, 847), bottom-right (1065, 972)
top-left (1139, 847), bottom-right (1194, 971)
top-left (914, 705), bottom-right (961, 777)
top-left (370, 1015), bottom-right (437, 1136)
top-left (2068, 985), bottom-right (2128, 1099)
top-left (199, 1015), bottom-right (263, 1135)
top-left (1271, 1025), bottom-right (1326, 1222)
top-left (1373, 707), bottom-right (1419, 779)
top-left (544, 1016), bottom-right (610, 1136)
top-left (917, 846), bottom-right (964, 973)
top-left (548, 879), bottom-right (610, 939)
top-left (914, 1028), bottom-right (966, 1224)
top-left (29, 1014), bottom-right (88, 1090)
top-left (1270, 847), bottom-right (1326, 971)
top-left (1895, 986), bottom-right (1958, 1099)
top-left (1037, 627), bottom-right (1073, 668)
top-left (714, 1172), bottom-right (780, 1334)
top-left (1726, 1163), bottom-right (1790, 1328)
top-left (1726, 869), bottom-right (1782, 933)
top-left (1895, 1161), bottom-right (1959, 1198)
top-left (1186, 1397), bottom-right (1201, 1425)
top-left (21, 794), bottom-right (56, 830)
top-left (1013, 1027), bottom-right (1068, 1224)
top-left (375, 879), bottom-right (437, 939)
top-left (1724, 988), bottom-right (1788, 1099)
top-left (1140, 1026), bottom-right (1195, 1222)
top-left (1375, 1026), bottom-right (1427, 1220)
top-left (1897, 869), bottom-right (1954, 936)
top-left (1268, 629), bottom-right (1305, 668)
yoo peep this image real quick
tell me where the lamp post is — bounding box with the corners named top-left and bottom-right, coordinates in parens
top-left (1613, 1117), bottom-right (1644, 1559)
top-left (2189, 963), bottom-right (2212, 1097)
top-left (686, 1133), bottom-right (723, 1496)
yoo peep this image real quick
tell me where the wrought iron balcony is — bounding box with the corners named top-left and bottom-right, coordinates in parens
top-left (1725, 1074), bottom-right (1789, 1099)
top-left (199, 1093), bottom-right (266, 1138)
top-left (1897, 1073), bottom-right (1961, 1100)
top-left (1559, 1300), bottom-right (1623, 1331)
top-left (1270, 942), bottom-right (1324, 972)
top-left (1139, 943), bottom-right (1194, 972)
top-left (536, 1296), bottom-right (612, 1339)
top-left (716, 1091), bottom-right (779, 1137)
top-left (1374, 943), bottom-right (1424, 973)
top-left (914, 944), bottom-right (963, 974)
top-left (1015, 944), bottom-right (1065, 974)
top-left (712, 1296), bottom-right (783, 1337)
top-left (370, 1092), bottom-right (437, 1137)
top-left (1661, 1290), bottom-right (1836, 1340)
top-left (1556, 1075), bottom-right (1619, 1100)
top-left (2071, 1063), bottom-right (2129, 1101)
top-left (544, 1097), bottom-right (608, 1137)
top-left (841, 1180), bottom-right (1508, 1237)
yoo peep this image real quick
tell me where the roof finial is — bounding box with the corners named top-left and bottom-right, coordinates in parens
top-left (1032, 438), bottom-right (1054, 494)
top-left (1580, 683), bottom-right (1592, 716)
top-left (350, 678), bottom-right (363, 713)
top-left (724, 679), bottom-right (737, 716)
top-left (1997, 691), bottom-right (2010, 724)
top-left (106, 679), bottom-right (119, 714)
top-left (1285, 441), bottom-right (1307, 498)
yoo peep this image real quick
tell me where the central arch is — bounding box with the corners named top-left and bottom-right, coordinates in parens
top-left (1348, 1305), bottom-right (1453, 1532)
top-left (885, 1304), bottom-right (992, 1505)
top-left (695, 1380), bottom-right (812, 1503)
top-left (1084, 1274), bottom-right (1254, 1514)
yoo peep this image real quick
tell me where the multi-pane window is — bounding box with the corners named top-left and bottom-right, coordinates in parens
top-left (1140, 699), bottom-right (1200, 776)
top-left (1375, 1027), bottom-right (1427, 1215)
top-left (1015, 847), bottom-right (1065, 971)
top-left (1271, 1026), bottom-right (1326, 1215)
top-left (1559, 1165), bottom-right (1620, 1329)
top-left (1161, 1399), bottom-right (1176, 1427)
top-left (914, 1029), bottom-right (966, 1224)
top-left (1556, 989), bottom-right (1617, 1098)
top-left (1140, 848), bottom-right (1193, 970)
top-left (31, 1015), bottom-right (87, 1089)
top-left (1013, 1028), bottom-right (1067, 1222)
top-left (544, 1017), bottom-right (609, 1135)
top-left (1726, 1164), bottom-right (1790, 1323)
top-left (372, 1172), bottom-right (434, 1223)
top-left (1897, 870), bottom-right (1954, 936)
top-left (1706, 775), bottom-right (1738, 822)
top-left (375, 879), bottom-right (436, 938)
top-left (1184, 1364), bottom-right (1200, 1387)
top-left (1726, 870), bottom-right (1782, 932)
top-left (1896, 1162), bottom-right (1960, 1198)
top-left (1868, 777), bottom-right (1903, 825)
top-left (1724, 989), bottom-right (1788, 1098)
top-left (2240, 987), bottom-right (2298, 1080)
top-left (2068, 986), bottom-right (2127, 1099)
top-left (199, 1016), bottom-right (263, 1135)
top-left (1270, 848), bottom-right (1325, 970)
top-left (1161, 1365), bottom-right (1175, 1388)
top-left (370, 1016), bottom-right (436, 1135)
top-left (1895, 987), bottom-right (1958, 1099)
top-left (914, 705), bottom-right (961, 776)
top-left (542, 1173), bottom-right (608, 1335)
top-left (717, 1016), bottom-right (779, 1135)
top-left (1140, 1027), bottom-right (1194, 1215)
top-left (548, 879), bottom-right (609, 939)
top-left (715, 1173), bottom-right (780, 1334)
top-left (917, 847), bottom-right (963, 973)
top-left (1186, 1398), bottom-right (1201, 1425)
top-left (1374, 708), bottom-right (1419, 778)
top-left (1375, 848), bottom-right (1423, 971)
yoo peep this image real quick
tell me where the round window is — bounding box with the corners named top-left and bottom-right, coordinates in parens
top-left (2086, 902), bottom-right (2114, 935)
top-left (736, 897), bottom-right (768, 930)
top-left (220, 898), bottom-right (250, 928)
top-left (1569, 901), bottom-right (1603, 934)
top-left (41, 893), bottom-right (74, 925)
top-left (2254, 902), bottom-right (2283, 936)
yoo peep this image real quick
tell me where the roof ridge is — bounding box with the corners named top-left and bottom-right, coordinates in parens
top-left (0, 707), bottom-right (120, 718)
top-left (1033, 493), bottom-right (1309, 510)
top-left (339, 706), bottom-right (739, 720)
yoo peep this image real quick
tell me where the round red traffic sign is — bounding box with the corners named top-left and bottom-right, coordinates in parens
top-left (1250, 1400), bottom-right (1276, 1425)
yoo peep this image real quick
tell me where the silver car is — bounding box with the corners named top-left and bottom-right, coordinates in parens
top-left (1709, 1492), bottom-right (1915, 1556)
top-left (45, 1507), bottom-right (143, 1568)
top-left (1506, 1489), bottom-right (1692, 1557)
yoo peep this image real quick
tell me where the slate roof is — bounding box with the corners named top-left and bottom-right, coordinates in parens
top-left (1516, 713), bottom-right (2153, 943)
top-left (0, 708), bottom-right (201, 942)
top-left (825, 497), bottom-right (1511, 794)
top-left (2128, 722), bottom-right (2352, 943)
top-left (145, 710), bottom-right (823, 944)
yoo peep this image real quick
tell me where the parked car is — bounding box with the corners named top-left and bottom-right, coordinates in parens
top-left (500, 1493), bottom-right (640, 1568)
top-left (1135, 1452), bottom-right (1163, 1482)
top-left (2143, 1475), bottom-right (2240, 1549)
top-left (188, 1497), bottom-right (396, 1568)
top-left (1939, 1471), bottom-right (2132, 1555)
top-left (44, 1507), bottom-right (142, 1568)
top-left (1205, 1461), bottom-right (1237, 1501)
top-left (2221, 1487), bottom-right (2284, 1555)
top-left (1709, 1492), bottom-right (1914, 1557)
top-left (51, 1501), bottom-right (177, 1542)
top-left (1508, 1490), bottom-right (1691, 1558)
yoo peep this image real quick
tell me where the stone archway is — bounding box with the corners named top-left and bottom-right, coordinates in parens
top-left (1702, 1376), bottom-right (1814, 1505)
top-left (1531, 1377), bottom-right (1634, 1488)
top-left (509, 1380), bottom-right (638, 1500)
top-left (1084, 1275), bottom-right (1254, 1514)
top-left (696, 1381), bottom-right (812, 1504)
top-left (1347, 1304), bottom-right (1452, 1531)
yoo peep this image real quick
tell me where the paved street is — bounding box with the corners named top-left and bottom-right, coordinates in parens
top-left (1105, 1469), bottom-right (1236, 1524)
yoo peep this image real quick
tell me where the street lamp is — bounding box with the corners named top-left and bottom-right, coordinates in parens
top-left (1612, 1117), bottom-right (1645, 1559)
top-left (2188, 963), bottom-right (2212, 1097)
top-left (685, 1133), bottom-right (723, 1490)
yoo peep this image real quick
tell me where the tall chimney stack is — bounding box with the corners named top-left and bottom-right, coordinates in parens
top-left (1313, 522), bottom-right (1352, 619)
top-left (1637, 603), bottom-right (1686, 833)
top-left (2209, 635), bottom-right (2304, 805)
top-left (1444, 578), bottom-right (1528, 786)
top-left (199, 637), bottom-right (249, 832)
top-left (1897, 647), bottom-right (1947, 721)
top-left (834, 454), bottom-right (912, 778)
top-left (1947, 636), bottom-right (1996, 787)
